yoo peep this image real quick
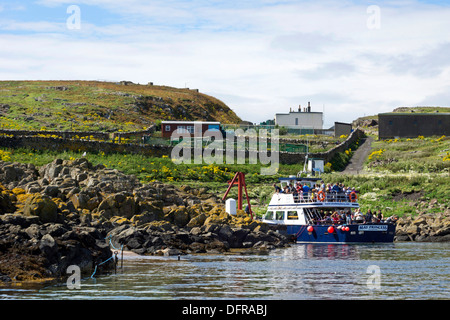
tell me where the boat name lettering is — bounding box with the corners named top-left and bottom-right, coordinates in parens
top-left (358, 225), bottom-right (388, 231)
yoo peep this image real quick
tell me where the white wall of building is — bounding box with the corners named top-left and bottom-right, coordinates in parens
top-left (275, 112), bottom-right (323, 129)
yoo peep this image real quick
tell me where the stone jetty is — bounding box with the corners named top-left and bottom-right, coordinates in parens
top-left (0, 158), bottom-right (290, 284)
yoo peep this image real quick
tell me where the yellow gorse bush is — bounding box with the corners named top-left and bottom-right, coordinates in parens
top-left (443, 153), bottom-right (450, 162)
top-left (368, 149), bottom-right (385, 160)
top-left (0, 150), bottom-right (12, 162)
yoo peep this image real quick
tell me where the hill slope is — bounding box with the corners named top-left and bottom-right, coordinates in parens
top-left (0, 80), bottom-right (242, 132)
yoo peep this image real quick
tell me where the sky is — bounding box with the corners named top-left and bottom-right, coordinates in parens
top-left (1, 0), bottom-right (450, 128)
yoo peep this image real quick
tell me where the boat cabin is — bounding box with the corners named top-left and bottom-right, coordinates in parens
top-left (263, 177), bottom-right (360, 229)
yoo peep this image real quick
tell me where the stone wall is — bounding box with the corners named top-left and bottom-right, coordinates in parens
top-left (277, 128), bottom-right (364, 165)
top-left (0, 128), bottom-right (364, 166)
top-left (0, 135), bottom-right (172, 158)
top-left (0, 129), bottom-right (110, 140)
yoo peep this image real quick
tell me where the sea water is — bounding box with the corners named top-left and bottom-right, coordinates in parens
top-left (1, 242), bottom-right (449, 300)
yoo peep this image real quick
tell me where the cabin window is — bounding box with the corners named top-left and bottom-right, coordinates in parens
top-left (264, 211), bottom-right (274, 220)
top-left (165, 125), bottom-right (171, 131)
top-left (287, 211), bottom-right (299, 220)
top-left (275, 211), bottom-right (285, 220)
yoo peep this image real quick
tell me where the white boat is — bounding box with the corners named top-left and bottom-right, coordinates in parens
top-left (262, 177), bottom-right (395, 243)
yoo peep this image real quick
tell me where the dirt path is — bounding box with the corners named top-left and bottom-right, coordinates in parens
top-left (341, 136), bottom-right (373, 174)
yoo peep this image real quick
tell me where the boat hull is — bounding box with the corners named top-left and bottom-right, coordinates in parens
top-left (287, 224), bottom-right (396, 243)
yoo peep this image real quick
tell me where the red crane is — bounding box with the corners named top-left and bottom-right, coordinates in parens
top-left (222, 172), bottom-right (253, 220)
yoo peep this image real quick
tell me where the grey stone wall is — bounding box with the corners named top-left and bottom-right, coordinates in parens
top-left (0, 128), bottom-right (364, 166)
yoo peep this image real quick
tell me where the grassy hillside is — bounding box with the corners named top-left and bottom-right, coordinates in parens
top-left (0, 80), bottom-right (242, 132)
top-left (392, 106), bottom-right (450, 113)
top-left (344, 134), bottom-right (450, 217)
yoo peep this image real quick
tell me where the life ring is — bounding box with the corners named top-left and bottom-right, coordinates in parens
top-left (349, 191), bottom-right (357, 202)
top-left (318, 190), bottom-right (325, 202)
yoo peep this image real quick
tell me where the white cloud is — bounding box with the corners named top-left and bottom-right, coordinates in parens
top-left (1, 0), bottom-right (450, 126)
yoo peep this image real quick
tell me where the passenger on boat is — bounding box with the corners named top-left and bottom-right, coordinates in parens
top-left (346, 210), bottom-right (352, 224)
top-left (385, 215), bottom-right (398, 224)
top-left (377, 210), bottom-right (384, 222)
top-left (354, 209), bottom-right (364, 224)
top-left (292, 186), bottom-right (298, 197)
top-left (331, 183), bottom-right (341, 193)
top-left (302, 184), bottom-right (310, 193)
top-left (344, 187), bottom-right (351, 200)
top-left (273, 183), bottom-right (282, 193)
top-left (365, 209), bottom-right (373, 223)
top-left (331, 211), bottom-right (340, 224)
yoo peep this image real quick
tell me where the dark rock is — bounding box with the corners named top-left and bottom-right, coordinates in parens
top-left (39, 234), bottom-right (58, 257)
top-left (228, 228), bottom-right (250, 248)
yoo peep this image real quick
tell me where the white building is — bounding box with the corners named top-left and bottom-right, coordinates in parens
top-left (275, 102), bottom-right (323, 130)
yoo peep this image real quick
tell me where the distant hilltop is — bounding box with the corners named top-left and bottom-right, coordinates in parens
top-left (392, 106), bottom-right (450, 113)
top-left (0, 80), bottom-right (242, 132)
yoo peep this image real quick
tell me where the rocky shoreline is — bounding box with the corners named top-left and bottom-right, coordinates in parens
top-left (1, 157), bottom-right (449, 285)
top-left (394, 211), bottom-right (450, 242)
top-left (0, 158), bottom-right (290, 284)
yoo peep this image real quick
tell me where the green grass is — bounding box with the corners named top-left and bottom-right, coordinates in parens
top-left (0, 146), bottom-right (305, 184)
top-left (0, 80), bottom-right (241, 132)
top-left (1, 132), bottom-right (448, 220)
top-left (352, 134), bottom-right (450, 218)
top-left (366, 135), bottom-right (450, 173)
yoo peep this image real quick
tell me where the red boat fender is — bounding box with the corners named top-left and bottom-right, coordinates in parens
top-left (307, 226), bottom-right (314, 232)
top-left (327, 226), bottom-right (335, 233)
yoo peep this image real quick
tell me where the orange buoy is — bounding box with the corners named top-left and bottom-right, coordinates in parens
top-left (349, 191), bottom-right (358, 202)
top-left (307, 226), bottom-right (314, 232)
top-left (317, 190), bottom-right (325, 202)
top-left (327, 226), bottom-right (335, 233)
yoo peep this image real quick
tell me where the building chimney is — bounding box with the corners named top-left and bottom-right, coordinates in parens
top-left (308, 101), bottom-right (311, 112)
top-left (298, 105), bottom-right (301, 112)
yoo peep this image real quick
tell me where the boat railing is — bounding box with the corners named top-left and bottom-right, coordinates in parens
top-left (291, 191), bottom-right (357, 203)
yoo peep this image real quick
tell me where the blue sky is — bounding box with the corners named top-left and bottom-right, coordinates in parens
top-left (1, 0), bottom-right (450, 127)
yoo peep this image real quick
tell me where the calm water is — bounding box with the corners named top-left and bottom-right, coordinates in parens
top-left (1, 242), bottom-right (449, 300)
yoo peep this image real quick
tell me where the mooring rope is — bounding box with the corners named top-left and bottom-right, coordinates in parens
top-left (90, 235), bottom-right (124, 279)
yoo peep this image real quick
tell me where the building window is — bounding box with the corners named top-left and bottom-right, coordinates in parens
top-left (165, 125), bottom-right (171, 131)
top-left (177, 125), bottom-right (187, 133)
top-left (389, 121), bottom-right (393, 125)
top-left (187, 126), bottom-right (194, 133)
top-left (295, 118), bottom-right (298, 126)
